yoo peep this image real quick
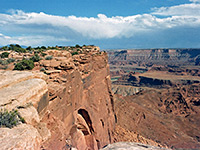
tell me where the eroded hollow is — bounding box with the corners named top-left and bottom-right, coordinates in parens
top-left (78, 109), bottom-right (94, 133)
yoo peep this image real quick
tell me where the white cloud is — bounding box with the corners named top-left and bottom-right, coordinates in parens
top-left (0, 11), bottom-right (154, 39)
top-left (0, 1), bottom-right (200, 46)
top-left (0, 33), bottom-right (11, 46)
top-left (0, 33), bottom-right (11, 39)
top-left (0, 33), bottom-right (70, 46)
top-left (152, 3), bottom-right (200, 16)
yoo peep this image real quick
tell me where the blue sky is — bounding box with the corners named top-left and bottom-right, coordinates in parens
top-left (0, 0), bottom-right (200, 49)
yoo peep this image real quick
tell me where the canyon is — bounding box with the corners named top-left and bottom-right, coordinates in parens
top-left (107, 48), bottom-right (200, 149)
top-left (0, 46), bottom-right (200, 149)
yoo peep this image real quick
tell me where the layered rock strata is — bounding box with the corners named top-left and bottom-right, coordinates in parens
top-left (0, 48), bottom-right (115, 150)
top-left (108, 49), bottom-right (200, 66)
top-left (41, 50), bottom-right (115, 150)
top-left (0, 71), bottom-right (48, 149)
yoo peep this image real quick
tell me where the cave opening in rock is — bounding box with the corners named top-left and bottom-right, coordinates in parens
top-left (78, 109), bottom-right (94, 133)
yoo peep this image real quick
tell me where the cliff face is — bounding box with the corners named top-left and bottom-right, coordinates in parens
top-left (41, 52), bottom-right (115, 149)
top-left (108, 48), bottom-right (200, 66)
top-left (113, 86), bottom-right (200, 149)
top-left (0, 48), bottom-right (115, 150)
top-left (108, 48), bottom-right (200, 149)
top-left (113, 71), bottom-right (200, 88)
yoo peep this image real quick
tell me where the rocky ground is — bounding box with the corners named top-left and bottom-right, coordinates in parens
top-left (108, 49), bottom-right (200, 149)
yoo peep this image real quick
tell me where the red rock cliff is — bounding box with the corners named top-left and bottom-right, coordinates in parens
top-left (0, 47), bottom-right (115, 150)
top-left (40, 50), bottom-right (115, 149)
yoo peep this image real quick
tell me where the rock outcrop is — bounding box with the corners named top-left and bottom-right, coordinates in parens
top-left (0, 47), bottom-right (115, 150)
top-left (0, 124), bottom-right (42, 150)
top-left (0, 71), bottom-right (48, 112)
top-left (101, 142), bottom-right (171, 150)
top-left (112, 85), bottom-right (142, 96)
top-left (41, 50), bottom-right (115, 150)
top-left (0, 71), bottom-right (48, 149)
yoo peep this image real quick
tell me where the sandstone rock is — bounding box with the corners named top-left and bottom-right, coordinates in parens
top-left (114, 86), bottom-right (200, 149)
top-left (40, 60), bottom-right (51, 67)
top-left (41, 58), bottom-right (75, 70)
top-left (0, 124), bottom-right (42, 150)
top-left (45, 50), bottom-right (71, 58)
top-left (0, 71), bottom-right (48, 113)
top-left (45, 70), bottom-right (61, 75)
top-left (108, 49), bottom-right (200, 67)
top-left (0, 70), bottom-right (46, 89)
top-left (42, 53), bottom-right (115, 149)
top-left (70, 127), bottom-right (88, 150)
top-left (113, 125), bottom-right (166, 148)
top-left (112, 85), bottom-right (143, 96)
top-left (55, 57), bottom-right (68, 61)
top-left (101, 142), bottom-right (171, 150)
top-left (18, 106), bottom-right (40, 125)
top-left (49, 59), bottom-right (61, 68)
top-left (61, 51), bottom-right (72, 58)
top-left (59, 60), bottom-right (75, 70)
top-left (72, 54), bottom-right (92, 64)
top-left (36, 122), bottom-right (51, 142)
top-left (0, 48), bottom-right (115, 150)
top-left (82, 46), bottom-right (100, 52)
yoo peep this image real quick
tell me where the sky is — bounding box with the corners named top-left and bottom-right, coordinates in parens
top-left (0, 0), bottom-right (200, 49)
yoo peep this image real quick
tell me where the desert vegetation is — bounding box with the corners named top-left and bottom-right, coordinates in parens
top-left (14, 59), bottom-right (34, 70)
top-left (0, 44), bottom-right (100, 71)
top-left (0, 109), bottom-right (25, 128)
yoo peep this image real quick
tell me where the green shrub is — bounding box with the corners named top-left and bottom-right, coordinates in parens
top-left (26, 46), bottom-right (32, 51)
top-left (0, 65), bottom-right (8, 70)
top-left (40, 67), bottom-right (45, 72)
top-left (41, 52), bottom-right (47, 57)
top-left (41, 46), bottom-right (46, 49)
top-left (9, 44), bottom-right (27, 53)
top-left (0, 52), bottom-right (10, 58)
top-left (6, 58), bottom-right (15, 63)
top-left (0, 109), bottom-right (25, 128)
top-left (45, 55), bottom-right (53, 60)
top-left (0, 60), bottom-right (8, 65)
top-left (0, 58), bottom-right (15, 65)
top-left (30, 54), bottom-right (40, 62)
top-left (14, 59), bottom-right (34, 70)
top-left (0, 46), bottom-right (9, 51)
top-left (75, 44), bottom-right (81, 48)
top-left (71, 51), bottom-right (79, 56)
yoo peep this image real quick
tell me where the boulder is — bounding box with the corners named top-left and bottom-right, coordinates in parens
top-left (0, 124), bottom-right (42, 150)
top-left (101, 142), bottom-right (171, 150)
top-left (0, 71), bottom-right (48, 113)
top-left (18, 106), bottom-right (40, 125)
